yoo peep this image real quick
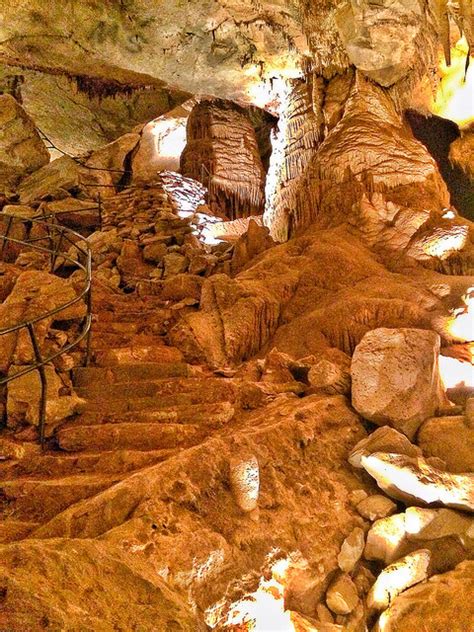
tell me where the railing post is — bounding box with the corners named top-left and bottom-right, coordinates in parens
top-left (0, 215), bottom-right (13, 258)
top-left (97, 193), bottom-right (102, 231)
top-left (50, 229), bottom-right (64, 273)
top-left (26, 323), bottom-right (47, 449)
top-left (84, 286), bottom-right (92, 367)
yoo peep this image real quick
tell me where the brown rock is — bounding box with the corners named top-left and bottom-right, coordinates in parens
top-left (326, 574), bottom-right (359, 615)
top-left (418, 415), bottom-right (474, 473)
top-left (351, 328), bottom-right (445, 439)
top-left (163, 252), bottom-right (189, 277)
top-left (161, 273), bottom-right (203, 302)
top-left (142, 242), bottom-right (168, 263)
top-left (0, 539), bottom-right (205, 631)
top-left (7, 365), bottom-right (84, 434)
top-left (337, 527), bottom-right (365, 572)
top-left (356, 495), bottom-right (397, 521)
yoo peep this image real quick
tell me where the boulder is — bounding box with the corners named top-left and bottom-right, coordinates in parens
top-left (375, 561), bottom-right (474, 632)
top-left (364, 513), bottom-right (407, 565)
top-left (18, 155), bottom-right (82, 204)
top-left (41, 198), bottom-right (100, 230)
top-left (417, 415), bottom-right (474, 473)
top-left (0, 94), bottom-right (49, 193)
top-left (163, 252), bottom-right (189, 277)
top-left (351, 328), bottom-right (445, 439)
top-left (307, 349), bottom-right (351, 396)
top-left (360, 452), bottom-right (474, 512)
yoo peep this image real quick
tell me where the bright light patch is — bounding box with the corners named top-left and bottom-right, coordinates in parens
top-left (431, 36), bottom-right (474, 128)
top-left (207, 557), bottom-right (296, 631)
top-left (439, 353), bottom-right (474, 389)
top-left (420, 226), bottom-right (468, 259)
top-left (445, 287), bottom-right (474, 342)
top-left (442, 209), bottom-right (456, 219)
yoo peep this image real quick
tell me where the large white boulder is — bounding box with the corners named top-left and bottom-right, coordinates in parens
top-left (351, 328), bottom-right (445, 438)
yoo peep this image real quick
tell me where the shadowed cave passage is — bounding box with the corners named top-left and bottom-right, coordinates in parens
top-left (405, 110), bottom-right (474, 221)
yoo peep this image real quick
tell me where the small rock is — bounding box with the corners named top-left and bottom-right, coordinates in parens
top-left (356, 495), bottom-right (397, 521)
top-left (316, 603), bottom-right (334, 623)
top-left (229, 454), bottom-right (259, 512)
top-left (163, 252), bottom-right (189, 277)
top-left (337, 527), bottom-right (365, 572)
top-left (367, 549), bottom-right (431, 612)
top-left (349, 489), bottom-right (368, 506)
top-left (364, 513), bottom-right (407, 564)
top-left (161, 273), bottom-right (203, 302)
top-left (326, 574), bottom-right (359, 615)
top-left (143, 242), bottom-right (168, 263)
top-left (348, 426), bottom-right (421, 469)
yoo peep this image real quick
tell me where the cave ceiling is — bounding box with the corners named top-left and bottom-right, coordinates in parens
top-left (0, 0), bottom-right (471, 152)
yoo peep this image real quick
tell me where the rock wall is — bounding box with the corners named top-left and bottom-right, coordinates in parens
top-left (0, 95), bottom-right (49, 194)
top-left (181, 99), bottom-right (266, 220)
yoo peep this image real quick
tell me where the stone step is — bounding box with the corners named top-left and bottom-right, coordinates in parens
top-left (0, 447), bottom-right (175, 479)
top-left (0, 519), bottom-right (39, 543)
top-left (90, 334), bottom-right (167, 350)
top-left (75, 377), bottom-right (236, 401)
top-left (72, 401), bottom-right (235, 428)
top-left (0, 473), bottom-right (123, 522)
top-left (57, 422), bottom-right (205, 452)
top-left (94, 345), bottom-right (183, 366)
top-left (73, 362), bottom-right (192, 386)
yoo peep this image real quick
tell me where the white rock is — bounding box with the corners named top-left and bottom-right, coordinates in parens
top-left (367, 549), bottom-right (431, 612)
top-left (360, 452), bottom-right (474, 512)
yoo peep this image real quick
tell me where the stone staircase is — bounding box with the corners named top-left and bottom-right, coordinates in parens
top-left (0, 285), bottom-right (237, 544)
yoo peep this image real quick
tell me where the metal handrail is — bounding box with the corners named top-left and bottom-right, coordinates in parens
top-left (0, 213), bottom-right (92, 447)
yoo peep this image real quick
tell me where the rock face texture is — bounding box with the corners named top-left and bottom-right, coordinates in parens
top-left (351, 328), bottom-right (445, 439)
top-left (181, 99), bottom-right (266, 219)
top-left (1, 3), bottom-right (474, 630)
top-left (0, 95), bottom-right (49, 193)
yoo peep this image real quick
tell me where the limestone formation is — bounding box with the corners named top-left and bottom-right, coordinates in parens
top-left (0, 94), bottom-right (49, 193)
top-left (1, 3), bottom-right (474, 630)
top-left (351, 328), bottom-right (445, 439)
top-left (181, 99), bottom-right (266, 219)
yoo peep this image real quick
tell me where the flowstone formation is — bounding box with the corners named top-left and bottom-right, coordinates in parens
top-left (0, 1), bottom-right (474, 631)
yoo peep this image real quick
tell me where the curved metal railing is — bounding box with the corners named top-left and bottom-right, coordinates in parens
top-left (0, 213), bottom-right (92, 447)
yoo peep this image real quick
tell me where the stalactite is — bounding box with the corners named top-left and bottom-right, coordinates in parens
top-left (181, 100), bottom-right (266, 220)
